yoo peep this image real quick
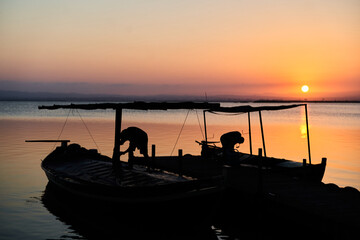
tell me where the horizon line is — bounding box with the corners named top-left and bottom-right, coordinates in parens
top-left (0, 89), bottom-right (359, 103)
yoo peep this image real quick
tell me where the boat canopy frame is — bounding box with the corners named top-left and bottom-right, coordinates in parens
top-left (203, 103), bottom-right (312, 164)
top-left (39, 101), bottom-right (312, 165)
top-left (39, 101), bottom-right (221, 163)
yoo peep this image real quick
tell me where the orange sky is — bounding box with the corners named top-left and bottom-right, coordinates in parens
top-left (0, 0), bottom-right (359, 99)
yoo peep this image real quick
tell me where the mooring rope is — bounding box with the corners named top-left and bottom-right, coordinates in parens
top-left (57, 108), bottom-right (72, 140)
top-left (195, 109), bottom-right (204, 139)
top-left (51, 108), bottom-right (72, 151)
top-left (170, 109), bottom-right (191, 156)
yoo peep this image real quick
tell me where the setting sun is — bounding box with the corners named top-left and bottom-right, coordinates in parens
top-left (301, 85), bottom-right (309, 93)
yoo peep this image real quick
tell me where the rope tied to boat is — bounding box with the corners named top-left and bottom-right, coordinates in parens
top-left (170, 109), bottom-right (191, 156)
top-left (52, 108), bottom-right (101, 153)
top-left (75, 109), bottom-right (101, 153)
top-left (195, 109), bottom-right (204, 140)
top-left (51, 108), bottom-right (72, 151)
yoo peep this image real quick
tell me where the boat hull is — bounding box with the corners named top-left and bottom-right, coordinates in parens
top-left (42, 166), bottom-right (220, 204)
top-left (41, 144), bottom-right (222, 205)
top-left (132, 152), bottom-right (326, 182)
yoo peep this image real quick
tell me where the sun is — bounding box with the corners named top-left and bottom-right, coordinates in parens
top-left (301, 85), bottom-right (309, 93)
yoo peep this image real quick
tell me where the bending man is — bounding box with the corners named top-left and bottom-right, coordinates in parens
top-left (220, 131), bottom-right (244, 163)
top-left (119, 127), bottom-right (149, 168)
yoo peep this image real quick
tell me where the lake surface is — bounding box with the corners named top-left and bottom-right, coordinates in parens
top-left (0, 101), bottom-right (359, 239)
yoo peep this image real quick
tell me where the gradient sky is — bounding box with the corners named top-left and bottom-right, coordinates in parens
top-left (1, 0), bottom-right (359, 99)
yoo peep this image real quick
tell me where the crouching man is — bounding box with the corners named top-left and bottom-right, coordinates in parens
top-left (220, 131), bottom-right (244, 164)
top-left (118, 127), bottom-right (149, 169)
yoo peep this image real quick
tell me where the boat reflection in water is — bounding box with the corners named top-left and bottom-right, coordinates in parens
top-left (41, 182), bottom-right (219, 240)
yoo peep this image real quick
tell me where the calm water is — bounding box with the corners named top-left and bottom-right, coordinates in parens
top-left (0, 101), bottom-right (359, 239)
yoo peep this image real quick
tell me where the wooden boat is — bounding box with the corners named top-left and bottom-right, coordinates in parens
top-left (40, 142), bottom-right (222, 204)
top-left (30, 101), bottom-right (326, 203)
top-left (28, 101), bottom-right (329, 239)
top-left (132, 104), bottom-right (327, 183)
top-left (28, 102), bottom-right (222, 206)
top-left (205, 104), bottom-right (327, 183)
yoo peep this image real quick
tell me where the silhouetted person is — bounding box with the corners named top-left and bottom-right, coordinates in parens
top-left (220, 131), bottom-right (244, 163)
top-left (119, 127), bottom-right (149, 169)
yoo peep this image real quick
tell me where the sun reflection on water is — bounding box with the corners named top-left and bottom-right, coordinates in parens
top-left (300, 124), bottom-right (308, 139)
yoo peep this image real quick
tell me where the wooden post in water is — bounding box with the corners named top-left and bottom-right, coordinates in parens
top-left (259, 111), bottom-right (267, 158)
top-left (178, 149), bottom-right (183, 177)
top-left (112, 108), bottom-right (122, 169)
top-left (304, 104), bottom-right (312, 165)
top-left (248, 112), bottom-right (253, 155)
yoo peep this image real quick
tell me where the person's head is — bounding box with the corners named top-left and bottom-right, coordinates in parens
top-left (234, 132), bottom-right (244, 144)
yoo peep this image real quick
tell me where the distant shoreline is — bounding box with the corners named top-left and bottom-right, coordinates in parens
top-left (0, 90), bottom-right (359, 103)
top-left (1, 99), bottom-right (359, 104)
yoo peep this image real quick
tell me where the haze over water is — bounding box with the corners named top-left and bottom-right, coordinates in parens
top-left (1, 0), bottom-right (359, 100)
top-left (0, 101), bottom-right (359, 239)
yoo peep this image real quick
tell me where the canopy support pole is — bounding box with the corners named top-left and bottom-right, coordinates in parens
top-left (112, 108), bottom-right (123, 165)
top-left (259, 111), bottom-right (267, 158)
top-left (203, 110), bottom-right (208, 143)
top-left (305, 104), bottom-right (312, 165)
top-left (248, 112), bottom-right (253, 155)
